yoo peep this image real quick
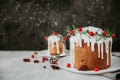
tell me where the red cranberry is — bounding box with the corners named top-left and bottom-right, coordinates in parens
top-left (102, 30), bottom-right (107, 36)
top-left (41, 57), bottom-right (46, 62)
top-left (111, 34), bottom-right (116, 38)
top-left (31, 54), bottom-right (35, 58)
top-left (89, 31), bottom-right (95, 36)
top-left (69, 30), bottom-right (74, 35)
top-left (66, 63), bottom-right (71, 68)
top-left (94, 67), bottom-right (99, 72)
top-left (53, 32), bottom-right (58, 35)
top-left (64, 36), bottom-right (69, 41)
top-left (78, 27), bottom-right (82, 32)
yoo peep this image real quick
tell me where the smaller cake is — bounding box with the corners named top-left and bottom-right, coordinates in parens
top-left (48, 32), bottom-right (65, 55)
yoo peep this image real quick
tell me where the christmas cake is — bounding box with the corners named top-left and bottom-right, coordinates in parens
top-left (67, 26), bottom-right (115, 70)
top-left (48, 32), bottom-right (65, 55)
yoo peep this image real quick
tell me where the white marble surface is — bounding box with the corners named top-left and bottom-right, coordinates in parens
top-left (0, 51), bottom-right (120, 80)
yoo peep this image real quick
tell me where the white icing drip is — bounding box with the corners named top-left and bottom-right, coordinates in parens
top-left (56, 41), bottom-right (60, 54)
top-left (97, 43), bottom-right (101, 58)
top-left (70, 36), bottom-right (78, 67)
top-left (48, 40), bottom-right (50, 54)
top-left (105, 38), bottom-right (112, 65)
top-left (48, 35), bottom-right (65, 54)
top-left (101, 43), bottom-right (104, 59)
top-left (70, 26), bottom-right (113, 66)
top-left (89, 38), bottom-right (95, 52)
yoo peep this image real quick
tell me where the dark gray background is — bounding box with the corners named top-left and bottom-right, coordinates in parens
top-left (0, 0), bottom-right (120, 51)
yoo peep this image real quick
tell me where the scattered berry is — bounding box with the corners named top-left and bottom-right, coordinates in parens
top-left (34, 60), bottom-right (39, 63)
top-left (89, 31), bottom-right (95, 36)
top-left (56, 60), bottom-right (58, 65)
top-left (44, 36), bottom-right (48, 40)
top-left (51, 65), bottom-right (60, 70)
top-left (94, 67), bottom-right (99, 72)
top-left (31, 54), bottom-right (35, 58)
top-left (23, 58), bottom-right (30, 62)
top-left (69, 30), bottom-right (74, 35)
top-left (53, 32), bottom-right (58, 35)
top-left (66, 63), bottom-right (71, 68)
top-left (111, 34), bottom-right (116, 38)
top-left (102, 30), bottom-right (107, 36)
top-left (78, 27), bottom-right (82, 32)
top-left (43, 66), bottom-right (46, 69)
top-left (64, 36), bottom-right (69, 41)
top-left (41, 57), bottom-right (46, 62)
top-left (34, 51), bottom-right (38, 55)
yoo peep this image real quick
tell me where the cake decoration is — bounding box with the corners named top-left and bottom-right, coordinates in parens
top-left (102, 30), bottom-right (107, 36)
top-left (53, 31), bottom-right (58, 35)
top-left (69, 30), bottom-right (74, 35)
top-left (64, 36), bottom-right (69, 41)
top-left (111, 33), bottom-right (116, 38)
top-left (89, 31), bottom-right (95, 36)
top-left (77, 27), bottom-right (82, 32)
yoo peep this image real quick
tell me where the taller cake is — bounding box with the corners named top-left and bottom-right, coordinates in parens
top-left (68, 26), bottom-right (115, 70)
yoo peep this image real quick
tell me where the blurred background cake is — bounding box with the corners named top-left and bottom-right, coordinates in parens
top-left (68, 26), bottom-right (115, 70)
top-left (48, 32), bottom-right (65, 55)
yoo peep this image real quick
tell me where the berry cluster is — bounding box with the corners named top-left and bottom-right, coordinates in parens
top-left (22, 52), bottom-right (48, 63)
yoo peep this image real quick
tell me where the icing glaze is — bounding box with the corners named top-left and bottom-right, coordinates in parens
top-left (48, 34), bottom-right (65, 54)
top-left (70, 26), bottom-right (112, 66)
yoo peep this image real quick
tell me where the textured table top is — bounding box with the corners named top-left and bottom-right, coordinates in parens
top-left (0, 51), bottom-right (119, 80)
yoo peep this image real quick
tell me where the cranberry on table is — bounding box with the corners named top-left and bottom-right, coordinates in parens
top-left (41, 57), bottom-right (46, 62)
top-left (31, 54), bottom-right (35, 58)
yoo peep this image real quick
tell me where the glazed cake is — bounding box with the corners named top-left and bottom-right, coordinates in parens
top-left (48, 32), bottom-right (65, 55)
top-left (69, 26), bottom-right (115, 70)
